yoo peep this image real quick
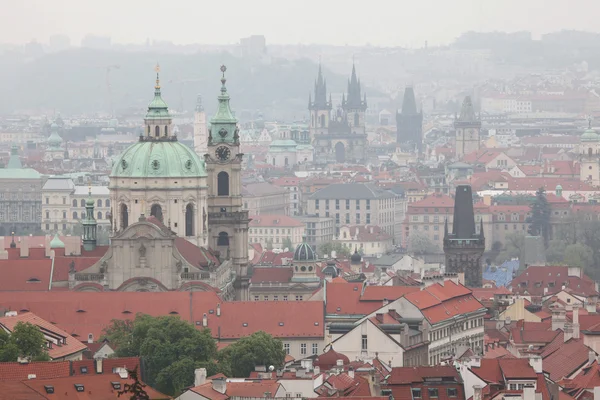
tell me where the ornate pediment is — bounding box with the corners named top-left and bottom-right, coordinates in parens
top-left (113, 220), bottom-right (173, 241)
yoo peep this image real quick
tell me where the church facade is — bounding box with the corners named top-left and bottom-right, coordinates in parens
top-left (309, 64), bottom-right (368, 164)
top-left (71, 66), bottom-right (247, 299)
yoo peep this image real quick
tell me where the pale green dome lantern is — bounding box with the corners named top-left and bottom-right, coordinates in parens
top-left (111, 64), bottom-right (207, 179)
top-left (50, 234), bottom-right (65, 249)
top-left (581, 119), bottom-right (599, 142)
top-left (47, 123), bottom-right (63, 148)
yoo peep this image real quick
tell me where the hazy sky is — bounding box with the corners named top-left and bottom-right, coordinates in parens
top-left (4, 0), bottom-right (600, 47)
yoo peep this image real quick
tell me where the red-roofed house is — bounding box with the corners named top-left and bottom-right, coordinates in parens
top-left (0, 312), bottom-right (87, 361)
top-left (383, 366), bottom-right (465, 400)
top-left (249, 214), bottom-right (305, 250)
top-left (397, 281), bottom-right (487, 365)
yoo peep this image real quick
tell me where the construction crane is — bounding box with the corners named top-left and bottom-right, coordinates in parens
top-left (106, 65), bottom-right (120, 117)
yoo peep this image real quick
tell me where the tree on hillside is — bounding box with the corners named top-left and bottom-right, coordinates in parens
top-left (408, 231), bottom-right (439, 255)
top-left (495, 232), bottom-right (525, 264)
top-left (545, 239), bottom-right (567, 264)
top-left (103, 314), bottom-right (217, 396)
top-left (217, 331), bottom-right (286, 378)
top-left (527, 187), bottom-right (551, 246)
top-left (564, 243), bottom-right (594, 272)
top-left (318, 242), bottom-right (351, 258)
top-left (0, 322), bottom-right (50, 362)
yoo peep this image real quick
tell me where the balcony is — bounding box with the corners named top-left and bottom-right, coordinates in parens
top-left (181, 272), bottom-right (211, 281)
top-left (74, 273), bottom-right (104, 282)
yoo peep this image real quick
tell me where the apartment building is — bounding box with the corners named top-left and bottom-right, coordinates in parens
top-left (248, 214), bottom-right (305, 250)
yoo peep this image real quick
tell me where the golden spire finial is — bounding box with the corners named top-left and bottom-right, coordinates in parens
top-left (154, 63), bottom-right (161, 89)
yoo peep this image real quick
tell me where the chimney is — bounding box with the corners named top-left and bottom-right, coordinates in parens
top-left (314, 366), bottom-right (320, 375)
top-left (202, 313), bottom-right (208, 327)
top-left (217, 303), bottom-right (221, 317)
top-left (212, 377), bottom-right (227, 394)
top-left (382, 298), bottom-right (389, 307)
top-left (376, 313), bottom-right (384, 323)
top-left (586, 296), bottom-right (599, 314)
top-left (573, 306), bottom-right (580, 339)
top-left (589, 350), bottom-right (596, 365)
top-left (20, 236), bottom-right (29, 258)
top-left (336, 359), bottom-right (344, 367)
top-left (87, 333), bottom-right (94, 344)
top-left (473, 385), bottom-right (483, 400)
top-left (528, 355), bottom-right (542, 373)
top-left (264, 392), bottom-right (272, 398)
top-left (348, 366), bottom-right (355, 379)
top-left (551, 308), bottom-right (565, 331)
top-left (195, 368), bottom-right (207, 386)
top-left (594, 386), bottom-right (600, 400)
top-left (523, 385), bottom-right (535, 400)
top-left (95, 358), bottom-right (103, 374)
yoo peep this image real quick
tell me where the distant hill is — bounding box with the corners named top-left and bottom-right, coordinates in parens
top-left (0, 49), bottom-right (380, 120)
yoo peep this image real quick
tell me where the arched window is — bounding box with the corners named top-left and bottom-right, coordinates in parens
top-left (354, 113), bottom-right (359, 127)
top-left (273, 158), bottom-right (276, 166)
top-left (72, 199), bottom-right (77, 207)
top-left (80, 199), bottom-right (85, 207)
top-left (73, 211), bottom-right (78, 219)
top-left (164, 125), bottom-right (168, 136)
top-left (147, 125), bottom-right (151, 135)
top-left (319, 114), bottom-right (325, 128)
top-left (185, 204), bottom-right (194, 236)
top-left (311, 115), bottom-right (314, 127)
top-left (150, 204), bottom-right (163, 222)
top-left (217, 231), bottom-right (229, 246)
top-left (285, 157), bottom-right (289, 166)
top-left (105, 199), bottom-right (110, 207)
top-left (155, 126), bottom-right (160, 137)
top-left (589, 148), bottom-right (593, 156)
top-left (121, 204), bottom-right (129, 229)
top-left (97, 199), bottom-right (102, 207)
top-left (217, 171), bottom-right (229, 196)
top-left (97, 211), bottom-right (102, 219)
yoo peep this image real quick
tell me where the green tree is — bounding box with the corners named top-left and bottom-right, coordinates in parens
top-left (282, 237), bottom-right (293, 250)
top-left (527, 187), bottom-right (551, 246)
top-left (408, 231), bottom-right (439, 255)
top-left (217, 331), bottom-right (285, 378)
top-left (495, 232), bottom-right (525, 264)
top-left (0, 322), bottom-right (50, 362)
top-left (546, 239), bottom-right (567, 264)
top-left (103, 314), bottom-right (217, 396)
top-left (318, 242), bottom-right (351, 258)
top-left (564, 243), bottom-right (594, 271)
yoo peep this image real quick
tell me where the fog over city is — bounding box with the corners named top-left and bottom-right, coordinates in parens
top-left (2, 2), bottom-right (600, 399)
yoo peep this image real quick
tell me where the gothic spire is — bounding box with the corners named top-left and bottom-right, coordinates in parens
top-left (309, 63), bottom-right (331, 111)
top-left (451, 185), bottom-right (477, 239)
top-left (401, 86), bottom-right (418, 115)
top-left (343, 61), bottom-right (366, 111)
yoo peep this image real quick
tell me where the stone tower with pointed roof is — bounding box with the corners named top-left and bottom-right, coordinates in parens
top-left (443, 185), bottom-right (485, 287)
top-left (205, 66), bottom-right (250, 300)
top-left (342, 63), bottom-right (367, 135)
top-left (396, 86), bottom-right (423, 152)
top-left (82, 186), bottom-right (97, 251)
top-left (455, 96), bottom-right (482, 160)
top-left (308, 64), bottom-right (332, 142)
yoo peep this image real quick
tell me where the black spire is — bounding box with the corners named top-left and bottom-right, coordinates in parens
top-left (343, 62), bottom-right (367, 111)
top-left (401, 87), bottom-right (418, 115)
top-left (451, 185), bottom-right (476, 239)
top-left (309, 63), bottom-right (331, 111)
top-left (396, 86), bottom-right (423, 151)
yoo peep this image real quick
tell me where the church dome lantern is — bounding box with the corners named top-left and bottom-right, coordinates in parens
top-left (293, 238), bottom-right (317, 262)
top-left (581, 119), bottom-right (599, 142)
top-left (50, 234), bottom-right (65, 249)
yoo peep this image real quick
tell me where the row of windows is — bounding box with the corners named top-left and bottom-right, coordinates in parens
top-left (250, 228), bottom-right (295, 235)
top-left (429, 318), bottom-right (484, 341)
top-left (253, 295), bottom-right (303, 301)
top-left (45, 198), bottom-right (110, 207)
top-left (316, 199), bottom-right (372, 210)
top-left (283, 342), bottom-right (319, 356)
top-left (412, 388), bottom-right (457, 398)
top-left (45, 211), bottom-right (106, 220)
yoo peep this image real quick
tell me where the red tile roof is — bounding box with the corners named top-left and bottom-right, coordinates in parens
top-left (249, 214), bottom-right (304, 227)
top-left (0, 260), bottom-right (51, 291)
top-left (404, 281), bottom-right (485, 324)
top-left (188, 380), bottom-right (281, 399)
top-left (314, 347), bottom-right (350, 370)
top-left (0, 361), bottom-right (71, 382)
top-left (326, 282), bottom-right (385, 316)
top-left (0, 312), bottom-right (87, 359)
top-left (174, 237), bottom-right (220, 268)
top-left (360, 286), bottom-right (420, 302)
top-left (250, 267), bottom-right (293, 284)
top-left (509, 266), bottom-right (598, 297)
top-left (384, 366), bottom-right (465, 400)
top-left (543, 337), bottom-right (591, 381)
top-left (20, 373), bottom-right (169, 399)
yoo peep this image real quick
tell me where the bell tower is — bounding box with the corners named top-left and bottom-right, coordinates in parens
top-left (308, 64), bottom-right (332, 142)
top-left (455, 96), bottom-right (481, 160)
top-left (205, 65), bottom-right (250, 299)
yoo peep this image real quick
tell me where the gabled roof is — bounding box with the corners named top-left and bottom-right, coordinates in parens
top-left (0, 361), bottom-right (70, 382)
top-left (543, 337), bottom-right (592, 381)
top-left (0, 312), bottom-right (87, 359)
top-left (310, 183), bottom-right (395, 200)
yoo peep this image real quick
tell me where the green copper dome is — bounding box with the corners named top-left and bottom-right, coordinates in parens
top-left (111, 141), bottom-right (206, 178)
top-left (582, 120), bottom-right (599, 142)
top-left (47, 124), bottom-right (63, 148)
top-left (50, 234), bottom-right (65, 249)
top-left (145, 67), bottom-right (171, 120)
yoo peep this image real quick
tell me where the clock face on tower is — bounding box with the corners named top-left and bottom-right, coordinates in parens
top-left (216, 146), bottom-right (231, 162)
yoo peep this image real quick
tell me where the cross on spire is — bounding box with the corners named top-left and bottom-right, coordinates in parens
top-left (154, 63), bottom-right (161, 89)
